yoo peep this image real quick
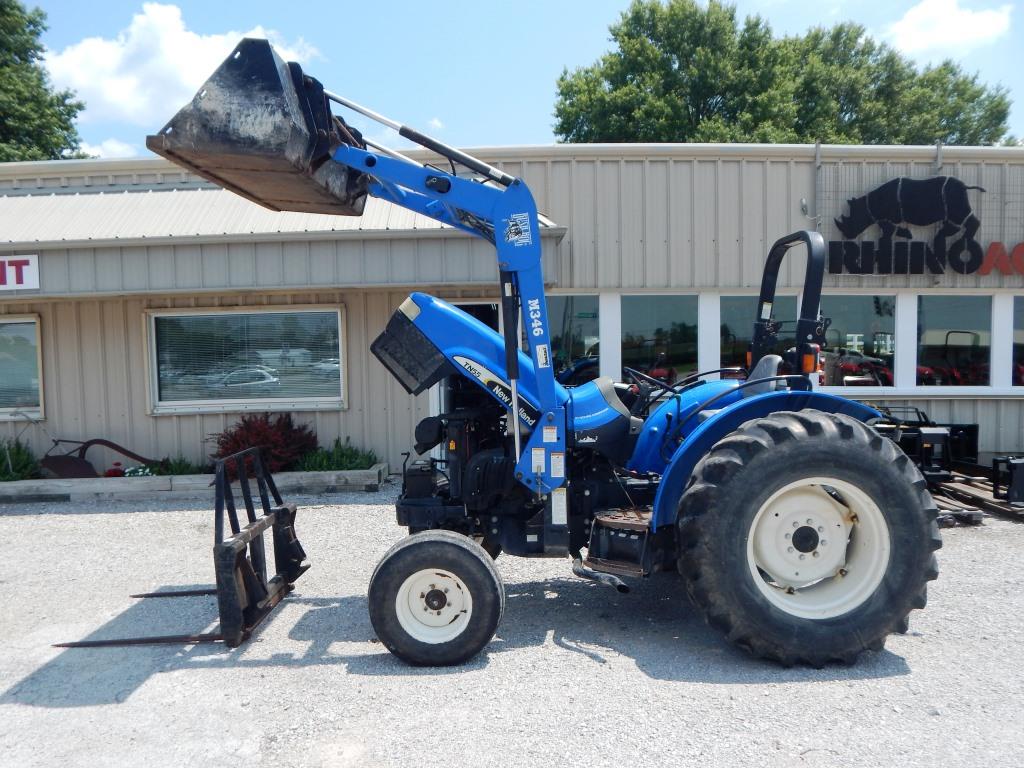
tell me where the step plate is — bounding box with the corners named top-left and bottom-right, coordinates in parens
top-left (594, 507), bottom-right (651, 532)
top-left (583, 555), bottom-right (645, 578)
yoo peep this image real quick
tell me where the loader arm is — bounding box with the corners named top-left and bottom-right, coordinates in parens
top-left (330, 142), bottom-right (567, 492)
top-left (146, 38), bottom-right (565, 495)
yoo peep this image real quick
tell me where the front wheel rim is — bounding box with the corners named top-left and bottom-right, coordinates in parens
top-left (746, 477), bottom-right (891, 620)
top-left (394, 568), bottom-right (474, 644)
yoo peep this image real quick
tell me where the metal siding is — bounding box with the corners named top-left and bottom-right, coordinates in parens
top-left (548, 160), bottom-right (573, 287)
top-left (643, 160), bottom-right (669, 289)
top-left (443, 238), bottom-right (471, 283)
top-left (740, 160), bottom-right (766, 286)
top-left (0, 290), bottom-right (443, 470)
top-left (693, 161), bottom-right (717, 287)
top-left (255, 241), bottom-right (284, 287)
top-left (122, 247), bottom-right (150, 292)
top-left (717, 160), bottom-right (742, 286)
top-left (0, 190), bottom-right (447, 245)
top-left (571, 160), bottom-right (597, 288)
top-left (668, 160), bottom-right (694, 287)
top-left (390, 240), bottom-right (417, 284)
top-left (597, 161), bottom-right (622, 289)
top-left (620, 161), bottom-right (644, 289)
top-left (282, 242), bottom-right (310, 287)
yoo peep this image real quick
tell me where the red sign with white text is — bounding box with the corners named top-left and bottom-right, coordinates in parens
top-left (0, 255), bottom-right (39, 291)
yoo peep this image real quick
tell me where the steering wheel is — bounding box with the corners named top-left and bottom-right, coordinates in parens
top-left (622, 366), bottom-right (669, 389)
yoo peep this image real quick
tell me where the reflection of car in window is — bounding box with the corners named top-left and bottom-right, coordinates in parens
top-left (205, 367), bottom-right (281, 395)
top-left (312, 358), bottom-right (340, 377)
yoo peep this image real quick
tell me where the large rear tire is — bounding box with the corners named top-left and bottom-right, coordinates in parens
top-left (369, 530), bottom-right (504, 666)
top-left (677, 410), bottom-right (941, 666)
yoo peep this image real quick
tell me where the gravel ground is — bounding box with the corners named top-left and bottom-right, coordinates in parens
top-left (1, 484), bottom-right (1023, 768)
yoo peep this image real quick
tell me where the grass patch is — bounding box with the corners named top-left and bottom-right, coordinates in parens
top-left (0, 439), bottom-right (42, 482)
top-left (296, 438), bottom-right (378, 472)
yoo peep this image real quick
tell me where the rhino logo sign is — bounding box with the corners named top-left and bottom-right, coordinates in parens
top-left (830, 176), bottom-right (988, 275)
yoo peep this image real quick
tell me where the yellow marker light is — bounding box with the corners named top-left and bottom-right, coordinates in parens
top-left (801, 345), bottom-right (821, 374)
top-left (448, 440), bottom-right (456, 451)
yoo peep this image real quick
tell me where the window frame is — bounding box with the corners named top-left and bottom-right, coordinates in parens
top-left (815, 292), bottom-right (899, 392)
top-left (145, 304), bottom-right (347, 415)
top-left (816, 288), bottom-right (1018, 399)
top-left (619, 291), bottom-right (702, 382)
top-left (0, 314), bottom-right (44, 421)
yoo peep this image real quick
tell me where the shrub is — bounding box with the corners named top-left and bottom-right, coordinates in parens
top-left (296, 438), bottom-right (379, 472)
top-left (0, 438), bottom-right (42, 482)
top-left (148, 456), bottom-right (213, 476)
top-left (210, 413), bottom-right (317, 474)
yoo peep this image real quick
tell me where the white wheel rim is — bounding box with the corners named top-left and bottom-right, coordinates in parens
top-left (746, 477), bottom-right (891, 620)
top-left (394, 568), bottom-right (473, 644)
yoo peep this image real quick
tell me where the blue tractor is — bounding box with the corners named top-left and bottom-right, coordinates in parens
top-left (149, 39), bottom-right (941, 667)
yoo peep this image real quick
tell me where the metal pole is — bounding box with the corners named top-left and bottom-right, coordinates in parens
top-left (324, 90), bottom-right (515, 186)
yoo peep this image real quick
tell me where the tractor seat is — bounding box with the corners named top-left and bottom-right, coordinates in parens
top-left (743, 354), bottom-right (783, 396)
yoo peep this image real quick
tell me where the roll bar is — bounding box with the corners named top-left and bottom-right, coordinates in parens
top-left (749, 230), bottom-right (830, 371)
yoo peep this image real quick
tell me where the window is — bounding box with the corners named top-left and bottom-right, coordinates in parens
top-left (548, 295), bottom-right (599, 386)
top-left (819, 295), bottom-right (896, 387)
top-left (720, 296), bottom-right (798, 369)
top-left (1014, 297), bottom-right (1023, 387)
top-left (621, 295), bottom-right (697, 384)
top-left (0, 316), bottom-right (42, 417)
top-left (917, 296), bottom-right (991, 386)
top-left (150, 308), bottom-right (344, 411)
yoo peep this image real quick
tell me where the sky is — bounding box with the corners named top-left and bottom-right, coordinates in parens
top-left (30, 0), bottom-right (1024, 158)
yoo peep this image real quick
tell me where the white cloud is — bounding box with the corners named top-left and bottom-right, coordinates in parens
top-left (428, 117), bottom-right (444, 130)
top-left (885, 0), bottom-right (1011, 56)
top-left (79, 138), bottom-right (139, 158)
top-left (45, 3), bottom-right (319, 126)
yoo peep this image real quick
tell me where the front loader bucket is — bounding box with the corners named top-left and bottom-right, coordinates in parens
top-left (146, 37), bottom-right (368, 216)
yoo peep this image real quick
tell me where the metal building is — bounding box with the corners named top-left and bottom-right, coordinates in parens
top-left (1, 143), bottom-right (1022, 471)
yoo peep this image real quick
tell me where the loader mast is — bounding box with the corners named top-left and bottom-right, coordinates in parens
top-left (325, 107), bottom-right (566, 496)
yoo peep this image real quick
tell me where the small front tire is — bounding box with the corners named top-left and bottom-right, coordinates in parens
top-left (369, 530), bottom-right (504, 666)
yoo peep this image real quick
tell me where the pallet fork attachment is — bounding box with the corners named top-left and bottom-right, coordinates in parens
top-left (55, 448), bottom-right (308, 649)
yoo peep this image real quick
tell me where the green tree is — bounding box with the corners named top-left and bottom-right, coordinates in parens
top-left (0, 0), bottom-right (86, 161)
top-left (554, 0), bottom-right (1010, 146)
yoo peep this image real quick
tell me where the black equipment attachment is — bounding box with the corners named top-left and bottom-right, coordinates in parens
top-left (146, 37), bottom-right (369, 216)
top-left (993, 457), bottom-right (1024, 504)
top-left (55, 448), bottom-right (308, 649)
top-left (870, 405), bottom-right (1021, 525)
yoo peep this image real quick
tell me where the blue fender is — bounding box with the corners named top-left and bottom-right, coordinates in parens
top-left (649, 391), bottom-right (881, 529)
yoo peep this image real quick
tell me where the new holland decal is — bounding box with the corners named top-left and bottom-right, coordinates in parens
top-left (453, 355), bottom-right (540, 427)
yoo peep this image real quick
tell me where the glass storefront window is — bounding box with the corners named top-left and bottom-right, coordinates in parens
top-left (0, 318), bottom-right (41, 414)
top-left (917, 296), bottom-right (991, 386)
top-left (621, 295), bottom-right (697, 384)
top-left (152, 309), bottom-right (344, 405)
top-left (1013, 297), bottom-right (1023, 387)
top-left (548, 295), bottom-right (600, 386)
top-left (819, 296), bottom-right (896, 387)
top-left (720, 296), bottom-right (798, 370)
